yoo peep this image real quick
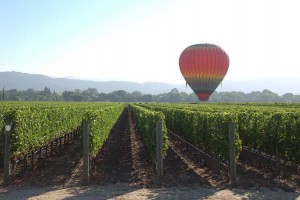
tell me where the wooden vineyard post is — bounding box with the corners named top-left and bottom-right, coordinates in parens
top-left (156, 120), bottom-right (163, 183)
top-left (4, 119), bottom-right (12, 186)
top-left (229, 122), bottom-right (237, 187)
top-left (82, 120), bottom-right (90, 186)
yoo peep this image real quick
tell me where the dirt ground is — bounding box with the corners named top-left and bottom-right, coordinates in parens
top-left (1, 184), bottom-right (300, 200)
top-left (0, 107), bottom-right (299, 199)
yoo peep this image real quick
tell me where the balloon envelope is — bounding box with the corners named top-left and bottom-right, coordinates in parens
top-left (179, 43), bottom-right (229, 101)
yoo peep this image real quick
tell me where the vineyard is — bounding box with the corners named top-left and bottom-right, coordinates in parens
top-left (136, 102), bottom-right (300, 164)
top-left (0, 101), bottom-right (299, 192)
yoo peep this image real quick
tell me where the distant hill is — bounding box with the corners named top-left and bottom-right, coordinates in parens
top-left (0, 71), bottom-right (192, 94)
top-left (219, 79), bottom-right (300, 95)
top-left (1, 71), bottom-right (299, 95)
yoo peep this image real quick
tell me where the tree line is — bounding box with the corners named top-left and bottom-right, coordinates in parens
top-left (1, 87), bottom-right (300, 102)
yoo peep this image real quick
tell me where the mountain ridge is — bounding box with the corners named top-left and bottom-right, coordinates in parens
top-left (0, 71), bottom-right (192, 94)
top-left (1, 71), bottom-right (299, 95)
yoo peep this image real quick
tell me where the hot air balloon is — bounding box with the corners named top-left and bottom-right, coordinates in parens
top-left (179, 43), bottom-right (229, 101)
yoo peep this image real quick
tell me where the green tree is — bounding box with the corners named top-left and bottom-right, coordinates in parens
top-left (82, 88), bottom-right (99, 101)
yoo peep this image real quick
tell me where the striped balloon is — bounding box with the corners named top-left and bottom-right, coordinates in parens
top-left (179, 43), bottom-right (229, 101)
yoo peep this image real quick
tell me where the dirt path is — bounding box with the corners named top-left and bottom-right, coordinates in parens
top-left (1, 184), bottom-right (299, 200)
top-left (90, 107), bottom-right (155, 185)
top-left (90, 107), bottom-right (209, 187)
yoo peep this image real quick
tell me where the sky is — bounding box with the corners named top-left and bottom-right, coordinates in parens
top-left (1, 0), bottom-right (300, 87)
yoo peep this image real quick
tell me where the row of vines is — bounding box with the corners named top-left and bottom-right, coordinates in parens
top-left (137, 103), bottom-right (300, 164)
top-left (0, 101), bottom-right (125, 160)
top-left (129, 104), bottom-right (168, 158)
top-left (83, 104), bottom-right (125, 157)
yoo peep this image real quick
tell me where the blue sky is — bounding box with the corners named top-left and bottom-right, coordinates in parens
top-left (1, 0), bottom-right (300, 87)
